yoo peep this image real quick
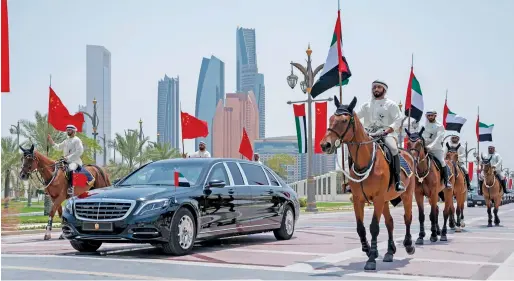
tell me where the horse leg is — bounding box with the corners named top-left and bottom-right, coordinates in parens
top-left (353, 200), bottom-right (370, 257)
top-left (44, 195), bottom-right (65, 240)
top-left (440, 189), bottom-right (452, 241)
top-left (460, 198), bottom-right (466, 228)
top-left (429, 195), bottom-right (439, 242)
top-left (56, 205), bottom-right (65, 240)
top-left (382, 203), bottom-right (396, 262)
top-left (415, 188), bottom-right (426, 245)
top-left (436, 204), bottom-right (441, 236)
top-left (486, 200), bottom-right (493, 227)
top-left (449, 198), bottom-right (456, 230)
top-left (494, 199), bottom-right (501, 226)
top-left (455, 203), bottom-right (462, 232)
top-left (402, 191), bottom-right (415, 255)
top-left (364, 198), bottom-right (385, 271)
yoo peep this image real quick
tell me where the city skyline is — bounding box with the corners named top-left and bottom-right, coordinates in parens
top-left (1, 1), bottom-right (513, 168)
top-left (156, 75), bottom-right (179, 148)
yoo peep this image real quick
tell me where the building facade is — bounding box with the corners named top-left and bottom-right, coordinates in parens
top-left (78, 105), bottom-right (87, 135)
top-left (195, 55), bottom-right (225, 150)
top-left (157, 75), bottom-right (180, 148)
top-left (212, 92), bottom-right (259, 158)
top-left (86, 45), bottom-right (111, 166)
top-left (236, 27), bottom-right (266, 139)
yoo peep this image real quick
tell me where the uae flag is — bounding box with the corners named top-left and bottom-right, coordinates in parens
top-left (293, 104), bottom-right (307, 153)
top-left (174, 170), bottom-right (190, 187)
top-left (443, 99), bottom-right (466, 133)
top-left (476, 118), bottom-right (494, 142)
top-left (310, 10), bottom-right (351, 99)
top-left (404, 67), bottom-right (424, 122)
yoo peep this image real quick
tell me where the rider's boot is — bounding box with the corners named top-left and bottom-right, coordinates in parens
top-left (67, 170), bottom-right (74, 197)
top-left (464, 173), bottom-right (471, 191)
top-left (443, 166), bottom-right (452, 189)
top-left (498, 175), bottom-right (509, 194)
top-left (478, 180), bottom-right (483, 195)
top-left (393, 154), bottom-right (406, 192)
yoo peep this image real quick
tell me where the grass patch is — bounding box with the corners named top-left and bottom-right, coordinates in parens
top-left (300, 201), bottom-right (354, 213)
top-left (1, 200), bottom-right (45, 213)
top-left (19, 215), bottom-right (62, 224)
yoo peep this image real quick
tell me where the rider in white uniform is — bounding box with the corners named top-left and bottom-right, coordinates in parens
top-left (421, 110), bottom-right (452, 188)
top-left (356, 80), bottom-right (405, 192)
top-left (480, 145), bottom-right (509, 194)
top-left (443, 134), bottom-right (471, 190)
top-left (47, 124), bottom-right (84, 195)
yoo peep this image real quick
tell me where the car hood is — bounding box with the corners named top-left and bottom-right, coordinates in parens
top-left (74, 185), bottom-right (196, 201)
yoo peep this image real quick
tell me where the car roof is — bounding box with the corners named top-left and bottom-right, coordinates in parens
top-left (150, 157), bottom-right (260, 165)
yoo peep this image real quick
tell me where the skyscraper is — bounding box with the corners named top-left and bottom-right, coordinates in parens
top-left (195, 55), bottom-right (225, 150)
top-left (157, 75), bottom-right (180, 148)
top-left (78, 105), bottom-right (87, 135)
top-left (237, 27), bottom-right (266, 139)
top-left (212, 91), bottom-right (259, 158)
top-left (86, 45), bottom-right (111, 166)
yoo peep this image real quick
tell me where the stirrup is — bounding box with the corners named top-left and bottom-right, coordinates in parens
top-left (395, 182), bottom-right (406, 192)
top-left (67, 186), bottom-right (74, 197)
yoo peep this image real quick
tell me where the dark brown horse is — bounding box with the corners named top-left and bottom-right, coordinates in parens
top-left (445, 143), bottom-right (468, 232)
top-left (19, 144), bottom-right (111, 240)
top-left (480, 155), bottom-right (503, 227)
top-left (405, 128), bottom-right (454, 243)
top-left (320, 96), bottom-right (416, 271)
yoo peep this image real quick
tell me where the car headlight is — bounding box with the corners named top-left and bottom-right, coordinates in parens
top-left (134, 198), bottom-right (173, 216)
top-left (65, 199), bottom-right (74, 214)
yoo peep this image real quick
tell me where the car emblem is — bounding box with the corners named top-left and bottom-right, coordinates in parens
top-left (94, 223), bottom-right (99, 230)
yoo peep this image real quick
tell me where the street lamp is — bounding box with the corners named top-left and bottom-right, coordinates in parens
top-left (157, 132), bottom-right (160, 143)
top-left (79, 98), bottom-right (99, 163)
top-left (9, 121), bottom-right (21, 201)
top-left (286, 44), bottom-right (331, 213)
top-left (464, 141), bottom-right (477, 167)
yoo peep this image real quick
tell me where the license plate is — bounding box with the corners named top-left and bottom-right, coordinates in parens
top-left (82, 222), bottom-right (113, 232)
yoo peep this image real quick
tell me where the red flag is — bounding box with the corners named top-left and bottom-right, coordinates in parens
top-left (48, 87), bottom-right (85, 132)
top-left (72, 173), bottom-right (88, 187)
top-left (238, 127), bottom-right (253, 160)
top-left (181, 111), bottom-right (208, 139)
top-left (403, 137), bottom-right (409, 149)
top-left (335, 10), bottom-right (346, 74)
top-left (314, 102), bottom-right (327, 154)
top-left (443, 98), bottom-right (449, 128)
top-left (509, 178), bottom-right (512, 190)
top-left (404, 67), bottom-right (414, 112)
top-left (1, 0), bottom-right (10, 93)
top-left (468, 162), bottom-right (474, 181)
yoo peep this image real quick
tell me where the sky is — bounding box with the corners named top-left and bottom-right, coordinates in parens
top-left (2, 0), bottom-right (514, 169)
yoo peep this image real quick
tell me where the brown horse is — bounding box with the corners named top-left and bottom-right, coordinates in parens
top-left (18, 144), bottom-right (111, 240)
top-left (405, 128), bottom-right (454, 243)
top-left (320, 96), bottom-right (416, 271)
top-left (480, 155), bottom-right (503, 227)
top-left (445, 143), bottom-right (468, 232)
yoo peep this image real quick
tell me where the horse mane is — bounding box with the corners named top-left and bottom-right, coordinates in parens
top-left (350, 110), bottom-right (371, 142)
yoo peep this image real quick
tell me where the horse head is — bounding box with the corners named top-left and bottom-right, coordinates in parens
top-left (405, 127), bottom-right (426, 160)
top-left (481, 155), bottom-right (494, 175)
top-left (445, 142), bottom-right (459, 162)
top-left (19, 144), bottom-right (37, 180)
top-left (320, 96), bottom-right (358, 154)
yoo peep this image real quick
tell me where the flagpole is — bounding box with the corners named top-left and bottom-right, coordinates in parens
top-left (180, 103), bottom-right (185, 156)
top-left (407, 54), bottom-right (413, 132)
top-left (476, 106), bottom-right (480, 188)
top-left (46, 74), bottom-right (52, 156)
top-left (337, 0), bottom-right (347, 192)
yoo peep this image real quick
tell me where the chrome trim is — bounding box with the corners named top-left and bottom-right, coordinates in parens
top-left (74, 198), bottom-right (136, 222)
top-left (199, 223), bottom-right (280, 234)
top-left (203, 162), bottom-right (230, 188)
top-left (238, 162), bottom-right (270, 185)
top-left (223, 162), bottom-right (235, 186)
top-left (224, 161), bottom-right (246, 186)
top-left (236, 162), bottom-right (249, 185)
top-left (263, 167), bottom-right (282, 187)
top-left (75, 236), bottom-right (130, 241)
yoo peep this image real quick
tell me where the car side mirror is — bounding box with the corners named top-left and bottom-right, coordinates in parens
top-left (208, 179), bottom-right (226, 188)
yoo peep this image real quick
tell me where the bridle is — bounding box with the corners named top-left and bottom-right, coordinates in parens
top-left (20, 152), bottom-right (61, 188)
top-left (482, 161), bottom-right (496, 189)
top-left (408, 136), bottom-right (431, 183)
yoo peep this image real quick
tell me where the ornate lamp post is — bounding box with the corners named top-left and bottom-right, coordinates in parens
top-left (80, 98), bottom-right (99, 163)
top-left (157, 132), bottom-right (160, 143)
top-left (9, 121), bottom-right (21, 202)
top-left (464, 141), bottom-right (477, 167)
top-left (286, 44), bottom-right (332, 212)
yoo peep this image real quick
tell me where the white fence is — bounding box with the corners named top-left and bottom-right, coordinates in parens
top-left (288, 171), bottom-right (351, 202)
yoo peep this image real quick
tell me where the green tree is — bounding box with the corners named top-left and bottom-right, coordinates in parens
top-left (114, 129), bottom-right (149, 171)
top-left (264, 154), bottom-right (296, 179)
top-left (1, 137), bottom-right (20, 203)
top-left (146, 142), bottom-right (181, 162)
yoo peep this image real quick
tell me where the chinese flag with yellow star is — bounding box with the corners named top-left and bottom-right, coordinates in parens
top-left (48, 87), bottom-right (85, 132)
top-left (314, 101), bottom-right (327, 154)
top-left (181, 111), bottom-right (208, 139)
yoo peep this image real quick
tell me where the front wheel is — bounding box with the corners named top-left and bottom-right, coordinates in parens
top-left (161, 208), bottom-right (196, 256)
top-left (69, 240), bottom-right (102, 252)
top-left (274, 205), bottom-right (295, 240)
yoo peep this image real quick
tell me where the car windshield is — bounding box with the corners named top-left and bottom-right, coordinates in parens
top-left (118, 161), bottom-right (205, 187)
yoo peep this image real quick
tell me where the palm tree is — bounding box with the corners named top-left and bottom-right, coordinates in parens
top-left (107, 139), bottom-right (118, 163)
top-left (1, 137), bottom-right (20, 205)
top-left (264, 154), bottom-right (296, 179)
top-left (146, 142), bottom-right (181, 161)
top-left (114, 129), bottom-right (149, 171)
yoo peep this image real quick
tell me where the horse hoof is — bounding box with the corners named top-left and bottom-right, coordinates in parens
top-left (415, 238), bottom-right (424, 245)
top-left (455, 227), bottom-right (462, 233)
top-left (488, 223), bottom-right (493, 227)
top-left (430, 236), bottom-right (438, 242)
top-left (440, 235), bottom-right (448, 242)
top-left (436, 229), bottom-right (441, 236)
top-left (495, 222), bottom-right (500, 226)
top-left (406, 246), bottom-right (415, 255)
top-left (364, 261), bottom-right (377, 271)
top-left (460, 222), bottom-right (466, 228)
top-left (44, 234), bottom-right (51, 240)
top-left (383, 253), bottom-right (394, 262)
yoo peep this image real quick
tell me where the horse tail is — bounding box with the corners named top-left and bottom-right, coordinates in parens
top-left (86, 164), bottom-right (111, 187)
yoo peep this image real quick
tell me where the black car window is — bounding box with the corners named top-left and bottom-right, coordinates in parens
top-left (119, 162), bottom-right (204, 186)
top-left (264, 168), bottom-right (280, 186)
top-left (240, 163), bottom-right (269, 185)
top-left (207, 163), bottom-right (229, 185)
top-left (226, 162), bottom-right (245, 185)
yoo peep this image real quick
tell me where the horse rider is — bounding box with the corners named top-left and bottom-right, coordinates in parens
top-left (47, 124), bottom-right (84, 196)
top-left (479, 145), bottom-right (510, 194)
top-left (356, 79), bottom-right (405, 192)
top-left (443, 134), bottom-right (471, 190)
top-left (422, 110), bottom-right (452, 188)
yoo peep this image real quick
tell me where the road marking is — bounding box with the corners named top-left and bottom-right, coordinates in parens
top-left (348, 271), bottom-right (447, 280)
top-left (464, 208), bottom-right (514, 226)
top-left (394, 256), bottom-right (501, 266)
top-left (1, 265), bottom-right (190, 280)
top-left (224, 248), bottom-right (328, 256)
top-left (487, 252), bottom-right (514, 280)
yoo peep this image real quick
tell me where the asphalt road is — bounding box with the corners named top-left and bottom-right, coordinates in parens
top-left (3, 202), bottom-right (514, 280)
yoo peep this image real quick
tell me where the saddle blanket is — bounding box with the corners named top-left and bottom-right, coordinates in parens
top-left (72, 166), bottom-right (95, 187)
top-left (399, 154), bottom-right (412, 176)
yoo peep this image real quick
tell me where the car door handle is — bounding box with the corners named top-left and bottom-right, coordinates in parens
top-left (228, 188), bottom-right (235, 195)
top-left (267, 189), bottom-right (274, 194)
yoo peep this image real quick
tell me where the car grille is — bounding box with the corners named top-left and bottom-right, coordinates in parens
top-left (74, 199), bottom-right (135, 221)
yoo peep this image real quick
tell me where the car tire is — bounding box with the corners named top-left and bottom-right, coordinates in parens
top-left (161, 207), bottom-right (196, 256)
top-left (69, 240), bottom-right (102, 252)
top-left (274, 204), bottom-right (295, 240)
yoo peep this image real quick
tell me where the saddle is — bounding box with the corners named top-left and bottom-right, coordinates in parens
top-left (427, 154), bottom-right (446, 181)
top-left (61, 160), bottom-right (95, 188)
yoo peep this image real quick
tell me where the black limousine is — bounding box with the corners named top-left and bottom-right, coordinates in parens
top-left (61, 158), bottom-right (300, 255)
